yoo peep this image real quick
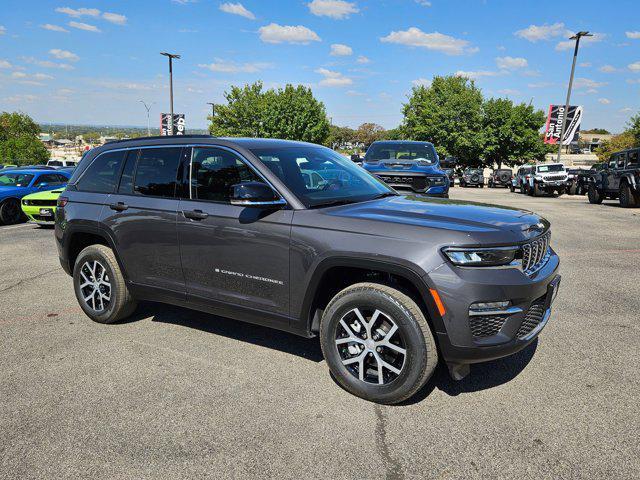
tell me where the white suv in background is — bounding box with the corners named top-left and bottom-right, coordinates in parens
top-left (527, 163), bottom-right (568, 197)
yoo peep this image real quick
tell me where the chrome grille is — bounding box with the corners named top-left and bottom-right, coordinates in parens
top-left (521, 231), bottom-right (551, 275)
top-left (544, 174), bottom-right (566, 181)
top-left (517, 299), bottom-right (546, 338)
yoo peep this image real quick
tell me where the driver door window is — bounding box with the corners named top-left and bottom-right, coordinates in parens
top-left (190, 147), bottom-right (263, 203)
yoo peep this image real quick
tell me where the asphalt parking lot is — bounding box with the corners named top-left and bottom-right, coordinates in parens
top-left (1, 188), bottom-right (638, 480)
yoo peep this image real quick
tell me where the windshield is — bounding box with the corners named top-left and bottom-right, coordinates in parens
top-left (250, 146), bottom-right (394, 208)
top-left (466, 169), bottom-right (482, 174)
top-left (48, 161), bottom-right (63, 167)
top-left (537, 164), bottom-right (564, 173)
top-left (0, 173), bottom-right (34, 187)
top-left (365, 143), bottom-right (437, 164)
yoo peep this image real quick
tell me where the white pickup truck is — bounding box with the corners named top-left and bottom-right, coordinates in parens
top-left (527, 163), bottom-right (568, 197)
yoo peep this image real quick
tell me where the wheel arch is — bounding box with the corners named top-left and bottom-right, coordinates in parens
top-left (300, 257), bottom-right (444, 338)
top-left (65, 226), bottom-right (129, 281)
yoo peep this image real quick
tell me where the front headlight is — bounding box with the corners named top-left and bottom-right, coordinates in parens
top-left (429, 176), bottom-right (446, 185)
top-left (534, 175), bottom-right (543, 180)
top-left (443, 246), bottom-right (518, 267)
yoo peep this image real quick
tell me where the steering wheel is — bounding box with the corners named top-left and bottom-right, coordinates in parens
top-left (322, 179), bottom-right (343, 191)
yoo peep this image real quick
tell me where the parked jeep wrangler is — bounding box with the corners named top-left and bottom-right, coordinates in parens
top-left (576, 163), bottom-right (603, 196)
top-left (55, 136), bottom-right (560, 404)
top-left (459, 168), bottom-right (484, 188)
top-left (510, 165), bottom-right (533, 193)
top-left (526, 163), bottom-right (568, 197)
top-left (588, 148), bottom-right (640, 207)
top-left (488, 169), bottom-right (513, 188)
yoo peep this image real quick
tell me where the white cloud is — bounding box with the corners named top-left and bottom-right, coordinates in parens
top-left (330, 43), bottom-right (353, 56)
top-left (556, 32), bottom-right (605, 51)
top-left (56, 7), bottom-right (100, 17)
top-left (619, 107), bottom-right (633, 112)
top-left (380, 27), bottom-right (476, 56)
top-left (3, 94), bottom-right (38, 103)
top-left (455, 70), bottom-right (504, 79)
top-left (625, 31), bottom-right (640, 39)
top-left (412, 77), bottom-right (432, 87)
top-left (574, 78), bottom-right (607, 89)
top-left (528, 82), bottom-right (554, 88)
top-left (315, 68), bottom-right (352, 87)
top-left (0, 25), bottom-right (6, 35)
top-left (515, 22), bottom-right (566, 42)
top-left (356, 55), bottom-right (370, 64)
top-left (308, 0), bottom-right (359, 19)
top-left (627, 79), bottom-right (640, 84)
top-left (22, 56), bottom-right (75, 70)
top-left (0, 59), bottom-right (12, 69)
top-left (49, 48), bottom-right (79, 62)
top-left (498, 89), bottom-right (520, 95)
top-left (496, 56), bottom-right (528, 69)
top-left (415, 0), bottom-right (432, 6)
top-left (41, 23), bottom-right (68, 32)
top-left (259, 23), bottom-right (320, 44)
top-left (102, 12), bottom-right (127, 25)
top-left (579, 62), bottom-right (591, 67)
top-left (346, 90), bottom-right (365, 96)
top-left (68, 21), bottom-right (101, 32)
top-left (629, 61), bottom-right (640, 72)
top-left (599, 65), bottom-right (617, 73)
top-left (219, 2), bottom-right (256, 20)
top-left (198, 58), bottom-right (272, 73)
top-left (598, 98), bottom-right (611, 104)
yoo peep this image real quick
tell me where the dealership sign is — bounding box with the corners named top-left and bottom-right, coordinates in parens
top-left (160, 113), bottom-right (186, 136)
top-left (544, 105), bottom-right (583, 145)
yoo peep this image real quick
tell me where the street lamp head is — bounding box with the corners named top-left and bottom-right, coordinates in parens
top-left (570, 31), bottom-right (592, 40)
top-left (160, 52), bottom-right (181, 59)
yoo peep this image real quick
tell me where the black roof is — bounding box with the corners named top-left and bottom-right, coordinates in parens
top-left (369, 140), bottom-right (435, 146)
top-left (102, 135), bottom-right (320, 149)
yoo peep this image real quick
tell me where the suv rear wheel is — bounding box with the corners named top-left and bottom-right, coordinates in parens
top-left (320, 282), bottom-right (437, 404)
top-left (73, 245), bottom-right (137, 324)
top-left (588, 185), bottom-right (604, 204)
top-left (619, 182), bottom-right (639, 208)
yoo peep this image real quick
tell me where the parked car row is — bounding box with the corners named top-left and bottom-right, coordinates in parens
top-left (0, 167), bottom-right (72, 225)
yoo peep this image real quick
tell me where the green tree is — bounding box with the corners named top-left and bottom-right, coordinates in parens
top-left (354, 123), bottom-right (385, 147)
top-left (627, 112), bottom-right (640, 147)
top-left (210, 82), bottom-right (330, 144)
top-left (0, 111), bottom-right (49, 165)
top-left (402, 75), bottom-right (485, 167)
top-left (594, 131), bottom-right (636, 162)
top-left (326, 125), bottom-right (356, 148)
top-left (482, 98), bottom-right (547, 168)
top-left (582, 128), bottom-right (611, 134)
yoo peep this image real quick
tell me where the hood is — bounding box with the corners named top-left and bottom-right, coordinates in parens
top-left (365, 161), bottom-right (444, 174)
top-left (0, 186), bottom-right (26, 199)
top-left (23, 189), bottom-right (64, 200)
top-left (325, 194), bottom-right (548, 243)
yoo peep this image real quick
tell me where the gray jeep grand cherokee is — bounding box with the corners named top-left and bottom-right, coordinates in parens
top-left (55, 136), bottom-right (560, 404)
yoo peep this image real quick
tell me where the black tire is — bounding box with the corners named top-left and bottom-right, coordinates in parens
top-left (619, 183), bottom-right (639, 208)
top-left (567, 184), bottom-right (577, 195)
top-left (73, 245), bottom-right (137, 324)
top-left (588, 185), bottom-right (603, 204)
top-left (320, 282), bottom-right (438, 405)
top-left (0, 199), bottom-right (24, 225)
top-left (509, 184), bottom-right (515, 192)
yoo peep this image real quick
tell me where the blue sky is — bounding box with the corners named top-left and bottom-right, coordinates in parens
top-left (0, 0), bottom-right (638, 132)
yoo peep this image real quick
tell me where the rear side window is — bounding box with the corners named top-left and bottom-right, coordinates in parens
top-left (133, 147), bottom-right (181, 198)
top-left (627, 150), bottom-right (638, 168)
top-left (76, 150), bottom-right (126, 193)
top-left (33, 173), bottom-right (67, 186)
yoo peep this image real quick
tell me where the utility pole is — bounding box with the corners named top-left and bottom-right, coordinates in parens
top-left (557, 31), bottom-right (591, 163)
top-left (160, 52), bottom-right (181, 135)
top-left (139, 100), bottom-right (155, 136)
top-left (207, 102), bottom-right (215, 119)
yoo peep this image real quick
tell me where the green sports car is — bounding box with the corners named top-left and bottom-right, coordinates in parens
top-left (21, 188), bottom-right (65, 226)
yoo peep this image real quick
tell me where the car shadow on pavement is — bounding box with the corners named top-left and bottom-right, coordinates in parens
top-left (131, 302), bottom-right (324, 363)
top-left (401, 339), bottom-right (539, 405)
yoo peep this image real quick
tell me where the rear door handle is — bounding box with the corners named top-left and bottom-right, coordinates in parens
top-left (183, 209), bottom-right (209, 220)
top-left (109, 202), bottom-right (128, 212)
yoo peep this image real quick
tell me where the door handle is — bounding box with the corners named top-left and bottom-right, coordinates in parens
top-left (109, 202), bottom-right (129, 212)
top-left (183, 209), bottom-right (209, 220)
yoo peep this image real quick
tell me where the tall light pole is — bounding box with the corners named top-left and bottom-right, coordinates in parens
top-left (139, 100), bottom-right (155, 136)
top-left (557, 31), bottom-right (591, 163)
top-left (160, 52), bottom-right (181, 135)
top-left (207, 102), bottom-right (215, 118)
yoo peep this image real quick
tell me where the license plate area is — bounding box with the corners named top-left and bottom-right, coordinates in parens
top-left (39, 208), bottom-right (54, 216)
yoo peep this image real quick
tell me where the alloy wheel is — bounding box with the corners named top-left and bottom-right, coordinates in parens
top-left (79, 260), bottom-right (111, 312)
top-left (335, 307), bottom-right (406, 385)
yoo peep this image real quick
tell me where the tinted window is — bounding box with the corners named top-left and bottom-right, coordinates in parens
top-left (48, 160), bottom-right (63, 167)
top-left (133, 147), bottom-right (181, 198)
top-left (34, 173), bottom-right (67, 186)
top-left (191, 147), bottom-right (262, 202)
top-left (616, 153), bottom-right (627, 168)
top-left (117, 149), bottom-right (139, 194)
top-left (77, 150), bottom-right (127, 193)
top-left (627, 150), bottom-right (638, 168)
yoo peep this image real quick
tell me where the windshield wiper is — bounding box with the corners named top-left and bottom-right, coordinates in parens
top-left (370, 192), bottom-right (398, 200)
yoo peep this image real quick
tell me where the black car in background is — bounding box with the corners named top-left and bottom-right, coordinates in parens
top-left (575, 163), bottom-right (604, 195)
top-left (488, 169), bottom-right (513, 188)
top-left (459, 168), bottom-right (484, 188)
top-left (588, 148), bottom-right (640, 207)
top-left (442, 168), bottom-right (456, 187)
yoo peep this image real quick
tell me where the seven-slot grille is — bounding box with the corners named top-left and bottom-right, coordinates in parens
top-left (521, 231), bottom-right (551, 275)
top-left (544, 174), bottom-right (566, 181)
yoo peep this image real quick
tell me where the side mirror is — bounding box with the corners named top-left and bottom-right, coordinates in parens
top-left (230, 182), bottom-right (286, 208)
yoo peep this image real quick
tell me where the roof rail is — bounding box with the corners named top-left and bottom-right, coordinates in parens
top-left (104, 134), bottom-right (215, 145)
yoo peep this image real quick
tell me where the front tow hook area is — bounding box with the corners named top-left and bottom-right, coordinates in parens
top-left (447, 363), bottom-right (470, 380)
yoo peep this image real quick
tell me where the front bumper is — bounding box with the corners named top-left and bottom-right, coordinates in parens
top-left (373, 171), bottom-right (449, 195)
top-left (426, 251), bottom-right (560, 365)
top-left (21, 204), bottom-right (56, 224)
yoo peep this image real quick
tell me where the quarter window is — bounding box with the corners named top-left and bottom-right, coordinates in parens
top-left (617, 153), bottom-right (627, 169)
top-left (627, 150), bottom-right (639, 168)
top-left (76, 150), bottom-right (127, 193)
top-left (133, 147), bottom-right (182, 198)
top-left (190, 147), bottom-right (263, 202)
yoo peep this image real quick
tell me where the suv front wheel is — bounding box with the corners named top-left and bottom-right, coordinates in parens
top-left (588, 185), bottom-right (604, 204)
top-left (619, 182), bottom-right (639, 208)
top-left (73, 245), bottom-right (138, 324)
top-left (320, 282), bottom-right (438, 404)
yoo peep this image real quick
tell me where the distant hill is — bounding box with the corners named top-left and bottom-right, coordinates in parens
top-left (39, 123), bottom-right (208, 139)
